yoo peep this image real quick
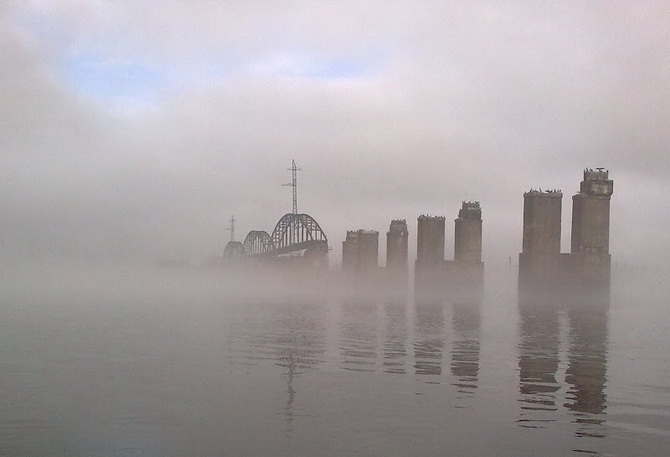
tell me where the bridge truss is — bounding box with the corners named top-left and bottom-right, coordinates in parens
top-left (235, 213), bottom-right (328, 259)
top-left (222, 241), bottom-right (245, 261)
top-left (268, 213), bottom-right (329, 256)
top-left (228, 161), bottom-right (329, 262)
top-left (243, 230), bottom-right (274, 256)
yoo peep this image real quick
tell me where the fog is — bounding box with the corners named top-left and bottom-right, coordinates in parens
top-left (2, 1), bottom-right (669, 271)
top-left (5, 6), bottom-right (670, 454)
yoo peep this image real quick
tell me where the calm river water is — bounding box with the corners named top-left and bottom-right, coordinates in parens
top-left (1, 265), bottom-right (669, 456)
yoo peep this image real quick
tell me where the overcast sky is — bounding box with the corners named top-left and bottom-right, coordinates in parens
top-left (2, 0), bottom-right (669, 268)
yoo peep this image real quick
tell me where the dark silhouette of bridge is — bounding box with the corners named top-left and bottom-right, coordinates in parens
top-left (222, 160), bottom-right (329, 263)
top-left (237, 213), bottom-right (328, 258)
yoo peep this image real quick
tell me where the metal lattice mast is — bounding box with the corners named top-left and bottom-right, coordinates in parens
top-left (227, 215), bottom-right (236, 242)
top-left (282, 160), bottom-right (301, 214)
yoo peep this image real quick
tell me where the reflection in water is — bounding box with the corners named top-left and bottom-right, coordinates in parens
top-left (280, 353), bottom-right (297, 433)
top-left (517, 307), bottom-right (561, 428)
top-left (564, 308), bottom-right (609, 439)
top-left (450, 303), bottom-right (481, 395)
top-left (230, 301), bottom-right (327, 369)
top-left (517, 300), bottom-right (610, 452)
top-left (272, 301), bottom-right (327, 433)
top-left (382, 298), bottom-right (408, 374)
top-left (414, 300), bottom-right (445, 378)
top-left (228, 300), bottom-right (327, 434)
top-left (340, 301), bottom-right (379, 372)
top-left (232, 293), bottom-right (608, 442)
top-left (6, 266), bottom-right (668, 457)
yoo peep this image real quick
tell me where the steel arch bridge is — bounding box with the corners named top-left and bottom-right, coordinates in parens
top-left (243, 230), bottom-right (274, 256)
top-left (237, 213), bottom-right (328, 259)
top-left (269, 213), bottom-right (328, 256)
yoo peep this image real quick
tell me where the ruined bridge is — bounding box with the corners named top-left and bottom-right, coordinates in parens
top-left (225, 213), bottom-right (328, 260)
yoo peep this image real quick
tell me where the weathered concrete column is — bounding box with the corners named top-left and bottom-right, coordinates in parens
top-left (386, 219), bottom-right (409, 272)
top-left (518, 190), bottom-right (563, 298)
top-left (415, 215), bottom-right (446, 292)
top-left (570, 169), bottom-right (613, 295)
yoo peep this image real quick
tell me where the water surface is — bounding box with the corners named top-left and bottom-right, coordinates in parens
top-left (1, 265), bottom-right (668, 456)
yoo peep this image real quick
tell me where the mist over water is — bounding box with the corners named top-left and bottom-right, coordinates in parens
top-left (3, 2), bottom-right (670, 455)
top-left (1, 263), bottom-right (669, 456)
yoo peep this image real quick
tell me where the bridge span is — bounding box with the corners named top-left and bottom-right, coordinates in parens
top-left (223, 212), bottom-right (328, 261)
top-left (222, 160), bottom-right (328, 266)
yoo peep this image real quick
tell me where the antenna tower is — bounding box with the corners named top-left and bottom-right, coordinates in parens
top-left (282, 160), bottom-right (301, 214)
top-left (226, 215), bottom-right (236, 242)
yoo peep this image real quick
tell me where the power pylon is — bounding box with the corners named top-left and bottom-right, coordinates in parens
top-left (282, 160), bottom-right (301, 214)
top-left (226, 215), bottom-right (236, 242)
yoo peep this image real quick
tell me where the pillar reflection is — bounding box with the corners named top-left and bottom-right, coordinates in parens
top-left (517, 305), bottom-right (561, 428)
top-left (340, 300), bottom-right (379, 372)
top-left (414, 299), bottom-right (445, 378)
top-left (382, 296), bottom-right (408, 374)
top-left (450, 302), bottom-right (481, 395)
top-left (564, 307), bottom-right (609, 439)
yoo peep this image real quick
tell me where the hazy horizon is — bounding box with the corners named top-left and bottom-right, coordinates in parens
top-left (2, 1), bottom-right (669, 270)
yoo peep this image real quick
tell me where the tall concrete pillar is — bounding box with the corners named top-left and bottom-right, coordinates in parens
top-left (416, 215), bottom-right (445, 265)
top-left (386, 219), bottom-right (408, 272)
top-left (447, 202), bottom-right (485, 302)
top-left (571, 169), bottom-right (613, 256)
top-left (342, 229), bottom-right (379, 273)
top-left (342, 231), bottom-right (358, 271)
top-left (570, 169), bottom-right (613, 294)
top-left (358, 230), bottom-right (379, 271)
top-left (415, 215), bottom-right (446, 292)
top-left (522, 191), bottom-right (562, 256)
top-left (454, 202), bottom-right (482, 264)
top-left (518, 190), bottom-right (563, 297)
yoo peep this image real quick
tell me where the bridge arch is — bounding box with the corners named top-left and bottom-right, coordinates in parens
top-left (243, 230), bottom-right (274, 256)
top-left (270, 213), bottom-right (328, 256)
top-left (222, 241), bottom-right (245, 260)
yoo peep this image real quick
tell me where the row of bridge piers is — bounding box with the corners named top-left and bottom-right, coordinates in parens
top-left (340, 201), bottom-right (484, 302)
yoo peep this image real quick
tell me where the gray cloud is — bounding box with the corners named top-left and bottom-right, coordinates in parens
top-left (2, 1), bottom-right (669, 268)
